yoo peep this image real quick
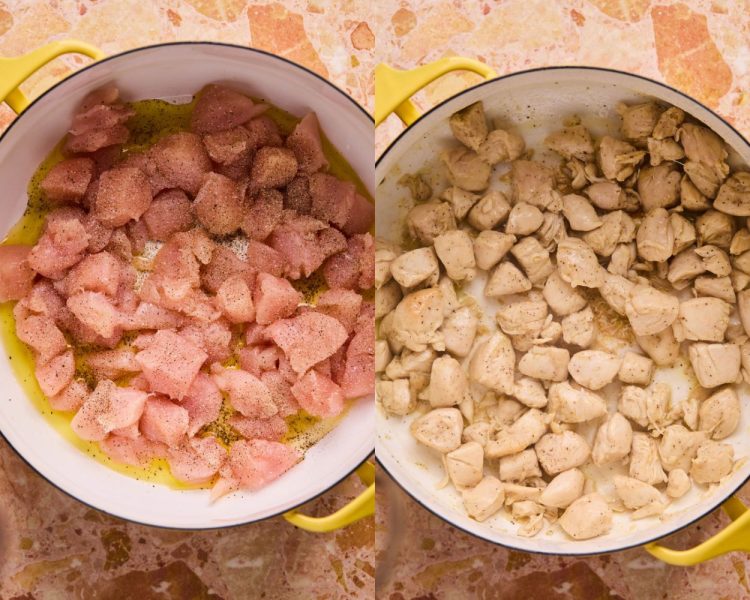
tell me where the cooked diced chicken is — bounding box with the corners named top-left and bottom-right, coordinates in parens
top-left (503, 483), bottom-right (543, 505)
top-left (468, 331), bottom-right (515, 395)
top-left (630, 432), bottom-right (667, 485)
top-left (637, 164), bottom-right (681, 210)
top-left (670, 213), bottom-right (697, 254)
top-left (690, 441), bottom-right (734, 484)
top-left (636, 208), bottom-right (674, 262)
top-left (658, 424), bottom-right (708, 472)
top-left (390, 247), bottom-right (439, 288)
top-left (545, 125), bottom-right (594, 161)
top-left (592, 412), bottom-right (633, 466)
top-left (666, 469), bottom-right (691, 498)
top-left (499, 449), bottom-right (542, 482)
top-left (696, 211), bottom-right (734, 248)
top-left (512, 377), bottom-right (548, 409)
top-left (535, 430), bottom-right (590, 475)
top-left (510, 237), bottom-right (555, 284)
top-left (375, 238), bottom-right (401, 288)
top-left (434, 230), bottom-right (476, 282)
top-left (597, 136), bottom-right (645, 181)
top-left (429, 355), bottom-right (469, 408)
top-left (697, 245), bottom-right (732, 277)
top-left (543, 270), bottom-right (587, 316)
top-left (715, 172), bottom-right (750, 216)
top-left (667, 249), bottom-right (706, 289)
top-left (462, 476), bottom-right (505, 521)
top-left (556, 237), bottom-right (605, 288)
top-left (599, 272), bottom-right (635, 316)
top-left (495, 298), bottom-right (548, 337)
top-left (506, 202), bottom-right (544, 236)
top-left (730, 228), bottom-right (750, 256)
top-left (438, 276), bottom-right (459, 316)
top-left (463, 421), bottom-right (492, 446)
top-left (619, 102), bottom-right (661, 142)
top-left (568, 350), bottom-right (621, 390)
top-left (376, 279), bottom-right (402, 321)
top-left (548, 381), bottom-right (607, 422)
top-left (399, 173), bottom-right (432, 201)
top-left (647, 137), bottom-right (684, 166)
top-left (410, 407), bottom-right (463, 453)
top-left (698, 387), bottom-right (740, 440)
top-left (613, 475), bottom-right (666, 519)
top-left (375, 340), bottom-right (392, 373)
top-left (583, 210), bottom-right (636, 257)
top-left (688, 342), bottom-right (741, 388)
top-left (485, 408), bottom-right (548, 458)
top-left (477, 129), bottom-right (525, 165)
top-left (652, 107), bottom-right (685, 140)
top-left (677, 123), bottom-right (729, 180)
top-left (625, 284), bottom-right (679, 336)
top-left (608, 242), bottom-right (636, 276)
top-left (618, 385), bottom-right (649, 428)
top-left (406, 201), bottom-right (456, 245)
top-left (677, 297), bottom-right (730, 342)
top-left (441, 306), bottom-right (478, 357)
top-left (538, 469), bottom-right (585, 509)
top-left (561, 306), bottom-right (595, 348)
top-left (391, 288), bottom-right (444, 352)
top-left (511, 160), bottom-right (562, 212)
top-left (685, 160), bottom-right (723, 198)
top-left (467, 190), bottom-right (511, 231)
top-left (377, 379), bottom-right (414, 415)
top-left (518, 346), bottom-right (570, 382)
top-left (635, 326), bottom-right (680, 367)
top-left (492, 398), bottom-right (526, 427)
top-left (442, 147), bottom-right (491, 192)
top-left (485, 262), bottom-right (531, 298)
top-left (562, 194), bottom-right (602, 232)
top-left (739, 290), bottom-right (750, 337)
top-left (446, 441), bottom-right (484, 487)
top-left (449, 102), bottom-right (487, 151)
top-left (512, 500), bottom-right (546, 537)
top-left (385, 348), bottom-right (436, 380)
top-left (559, 493), bottom-right (613, 540)
top-left (681, 174), bottom-right (711, 211)
top-left (694, 275), bottom-right (736, 303)
top-left (585, 181), bottom-right (632, 211)
top-left (618, 352), bottom-right (654, 386)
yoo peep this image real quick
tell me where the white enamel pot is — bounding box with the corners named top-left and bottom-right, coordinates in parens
top-left (0, 41), bottom-right (374, 530)
top-left (375, 58), bottom-right (750, 563)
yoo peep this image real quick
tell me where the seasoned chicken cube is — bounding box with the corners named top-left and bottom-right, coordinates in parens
top-left (495, 298), bottom-right (548, 337)
top-left (561, 306), bottom-right (595, 348)
top-left (647, 137), bottom-right (684, 166)
top-left (677, 297), bottom-right (730, 342)
top-left (658, 424), bottom-right (707, 472)
top-left (477, 129), bottom-right (525, 165)
top-left (583, 210), bottom-right (636, 257)
top-left (385, 348), bottom-right (436, 380)
top-left (485, 262), bottom-right (532, 298)
top-left (599, 272), bottom-right (634, 316)
top-left (556, 237), bottom-right (605, 288)
top-left (690, 441), bottom-right (734, 484)
top-left (485, 408), bottom-right (548, 458)
top-left (667, 249), bottom-right (706, 290)
top-left (685, 161), bottom-right (722, 198)
top-left (619, 101), bottom-right (661, 143)
top-left (715, 172), bottom-right (750, 216)
top-left (468, 331), bottom-right (515, 394)
top-left (518, 346), bottom-right (570, 382)
top-left (697, 245), bottom-right (731, 277)
top-left (538, 468), bottom-right (585, 509)
top-left (506, 202), bottom-right (544, 236)
top-left (441, 306), bottom-right (478, 357)
top-left (592, 412), bottom-right (633, 466)
top-left (666, 469), bottom-right (691, 498)
top-left (597, 135), bottom-right (645, 181)
top-left (635, 326), bottom-right (680, 367)
top-left (625, 284), bottom-right (679, 336)
top-left (618, 352), bottom-right (654, 386)
top-left (449, 102), bottom-right (487, 151)
top-left (467, 190), bottom-right (511, 231)
top-left (630, 432), bottom-right (667, 485)
top-left (568, 350), bottom-right (621, 390)
top-left (636, 208), bottom-right (674, 262)
top-left (561, 194), bottom-right (602, 232)
top-left (696, 210), bottom-right (734, 249)
top-left (535, 431), bottom-right (591, 475)
top-left (498, 449), bottom-right (542, 482)
top-left (462, 476), bottom-right (505, 521)
top-left (512, 377), bottom-right (548, 409)
top-left (434, 230), bottom-right (476, 282)
top-left (375, 279), bottom-right (402, 319)
top-left (543, 270), bottom-right (587, 316)
top-left (698, 387), bottom-right (740, 440)
top-left (377, 379), bottom-right (415, 416)
top-left (389, 247), bottom-right (439, 288)
top-left (677, 123), bottom-right (729, 181)
top-left (446, 441), bottom-right (484, 488)
top-left (410, 407), bottom-right (464, 453)
top-left (428, 355), bottom-right (469, 408)
top-left (694, 275), bottom-right (736, 304)
top-left (613, 475), bottom-right (666, 519)
top-left (545, 125), bottom-right (594, 161)
top-left (391, 288), bottom-right (444, 352)
top-left (652, 107), bottom-right (685, 140)
top-left (739, 290), bottom-right (750, 338)
top-left (618, 385), bottom-right (649, 428)
top-left (473, 230), bottom-right (516, 271)
top-left (608, 242), bottom-right (636, 276)
top-left (547, 381), bottom-right (607, 423)
top-left (399, 173), bottom-right (432, 202)
top-left (406, 201), bottom-right (456, 245)
top-left (670, 213), bottom-right (697, 254)
top-left (442, 147), bottom-right (491, 192)
top-left (585, 181), bottom-right (634, 211)
top-left (688, 342), bottom-right (741, 388)
top-left (681, 174), bottom-right (711, 211)
top-left (637, 164), bottom-right (681, 210)
top-left (510, 160), bottom-right (562, 212)
top-left (559, 493), bottom-right (613, 540)
top-left (375, 238), bottom-right (401, 288)
top-left (511, 237), bottom-right (554, 284)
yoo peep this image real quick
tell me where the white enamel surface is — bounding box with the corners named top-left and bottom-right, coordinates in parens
top-left (376, 67), bottom-right (750, 555)
top-left (0, 43), bottom-right (374, 529)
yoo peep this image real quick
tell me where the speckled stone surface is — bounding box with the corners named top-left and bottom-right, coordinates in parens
top-left (0, 1), bottom-right (374, 598)
top-left (374, 1), bottom-right (750, 599)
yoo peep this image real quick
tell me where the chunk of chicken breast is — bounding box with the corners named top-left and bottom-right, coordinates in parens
top-left (667, 249), bottom-right (706, 290)
top-left (485, 408), bottom-right (548, 458)
top-left (670, 213), bottom-right (697, 254)
top-left (391, 288), bottom-right (445, 352)
top-left (686, 162), bottom-right (722, 199)
top-left (390, 246), bottom-right (439, 288)
top-left (406, 201), bottom-right (456, 245)
top-left (510, 237), bottom-right (555, 284)
top-left (562, 193), bottom-right (602, 232)
top-left (625, 284), bottom-right (679, 336)
top-left (635, 326), bottom-right (680, 367)
top-left (698, 387), bottom-right (740, 440)
top-left (636, 208), bottom-right (674, 262)
top-left (428, 355), bottom-right (469, 408)
top-left (512, 377), bottom-right (548, 409)
top-left (410, 408), bottom-right (464, 453)
top-left (442, 186), bottom-right (479, 220)
top-left (473, 231), bottom-right (516, 271)
top-left (375, 279), bottom-right (402, 319)
top-left (446, 441), bottom-right (484, 488)
top-left (375, 238), bottom-right (401, 288)
top-left (690, 441), bottom-right (734, 484)
top-left (658, 424), bottom-right (708, 472)
top-left (688, 342), bottom-right (741, 388)
top-left (561, 306), bottom-right (595, 348)
top-left (630, 432), bottom-right (668, 485)
top-left (498, 449), bottom-right (542, 482)
top-left (548, 381), bottom-right (607, 423)
top-left (545, 125), bottom-right (595, 161)
top-left (495, 298), bottom-right (548, 337)
top-left (677, 123), bottom-right (729, 180)
top-left (377, 379), bottom-right (415, 416)
top-left (583, 210), bottom-right (636, 257)
top-left (618, 352), bottom-right (654, 386)
top-left (557, 237), bottom-right (605, 288)
top-left (666, 469), bottom-right (691, 499)
top-left (608, 242), bottom-right (636, 276)
top-left (441, 306), bottom-right (478, 357)
top-left (543, 270), bottom-right (588, 316)
top-left (568, 350), bottom-right (622, 390)
top-left (559, 493), bottom-right (613, 540)
top-left (535, 430), bottom-right (591, 475)
top-left (647, 137), bottom-right (684, 166)
top-left (681, 174), bottom-right (711, 211)
top-left (619, 386), bottom-right (649, 428)
top-left (599, 272), bottom-right (635, 316)
top-left (592, 412), bottom-right (633, 466)
top-left (613, 475), bottom-right (667, 519)
top-left (652, 107), bottom-right (684, 140)
top-left (442, 147), bottom-right (491, 192)
top-left (538, 469), bottom-right (585, 509)
top-left (506, 202), bottom-right (544, 236)
top-left (619, 101), bottom-right (661, 143)
top-left (677, 297), bottom-right (730, 342)
top-left (385, 348), bottom-right (436, 380)
top-left (715, 172), bottom-right (750, 216)
top-left (696, 211), bottom-right (734, 249)
top-left (694, 275), bottom-right (736, 304)
top-left (434, 230), bottom-right (476, 282)
top-left (467, 190), bottom-right (511, 231)
top-left (637, 164), bottom-right (681, 210)
top-left (485, 262), bottom-right (532, 298)
top-left (375, 340), bottom-right (392, 373)
top-left (478, 129), bottom-right (526, 165)
top-left (518, 346), bottom-right (570, 382)
top-left (468, 331), bottom-right (515, 395)
top-left (585, 181), bottom-right (634, 211)
top-left (511, 160), bottom-right (562, 212)
top-left (449, 102), bottom-right (487, 151)
top-left (597, 135), bottom-right (645, 181)
top-left (462, 476), bottom-right (505, 521)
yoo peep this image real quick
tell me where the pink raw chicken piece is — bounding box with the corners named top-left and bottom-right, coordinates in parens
top-left (229, 413), bottom-right (287, 441)
top-left (253, 273), bottom-right (301, 325)
top-left (181, 372), bottom-right (223, 437)
top-left (49, 379), bottom-right (88, 412)
top-left (285, 176), bottom-right (312, 214)
top-left (212, 439), bottom-right (301, 499)
top-left (93, 167), bottom-right (153, 228)
top-left (245, 240), bottom-right (285, 278)
top-left (151, 132), bottom-right (212, 196)
top-left (0, 245), bottom-right (35, 302)
top-left (179, 319), bottom-right (232, 363)
top-left (120, 149), bottom-right (171, 197)
top-left (40, 158), bottom-right (95, 204)
top-left (338, 316), bottom-right (374, 400)
top-left (121, 302), bottom-right (185, 331)
top-left (215, 275), bottom-right (255, 324)
top-left (78, 84), bottom-right (119, 113)
top-left (242, 189), bottom-right (284, 241)
top-left (244, 115), bottom-right (283, 149)
top-left (309, 172), bottom-right (356, 229)
top-left (99, 434), bottom-right (166, 467)
top-left (245, 322), bottom-right (270, 346)
top-left (59, 251), bottom-right (121, 297)
top-left (269, 215), bottom-right (346, 279)
top-left (237, 345), bottom-right (282, 377)
top-left (112, 422), bottom-right (141, 439)
top-left (315, 289), bottom-right (362, 334)
top-left (71, 380), bottom-right (147, 441)
top-left (193, 172), bottom-right (244, 236)
top-left (15, 314), bottom-right (68, 363)
top-left (266, 312), bottom-right (348, 375)
top-left (28, 214), bottom-right (90, 279)
top-left (126, 220), bottom-right (149, 254)
top-left (260, 370), bottom-right (299, 417)
top-left (67, 291), bottom-right (121, 338)
top-left (203, 126), bottom-right (253, 165)
top-left (167, 436), bottom-right (226, 483)
top-left (285, 112), bottom-right (329, 174)
top-left (191, 84), bottom-right (266, 134)
top-left (65, 104), bottom-right (133, 154)
top-left (201, 246), bottom-right (252, 294)
top-left (23, 280), bottom-right (66, 322)
top-left (60, 308), bottom-right (122, 349)
top-left (35, 350), bottom-right (75, 397)
top-left (342, 192), bottom-right (375, 236)
top-left (323, 233), bottom-right (374, 291)
top-left (135, 330), bottom-right (207, 400)
top-left (142, 189), bottom-right (194, 241)
top-left (211, 365), bottom-right (277, 419)
top-left (291, 369), bottom-right (345, 418)
top-left (85, 348), bottom-right (141, 380)
top-left (140, 395), bottom-right (190, 447)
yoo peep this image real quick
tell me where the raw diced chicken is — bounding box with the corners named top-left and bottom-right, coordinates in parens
top-left (242, 188), bottom-right (284, 241)
top-left (40, 158), bottom-right (95, 204)
top-left (201, 246), bottom-right (252, 293)
top-left (339, 315), bottom-right (374, 399)
top-left (65, 103), bottom-right (133, 153)
top-left (323, 233), bottom-right (374, 290)
top-left (253, 272), bottom-right (302, 325)
top-left (139, 395), bottom-right (189, 447)
top-left (244, 115), bottom-right (284, 149)
top-left (191, 84), bottom-right (265, 134)
top-left (151, 132), bottom-right (212, 196)
top-left (134, 330), bottom-right (208, 400)
top-left (178, 320), bottom-right (232, 363)
top-left (230, 413), bottom-right (288, 441)
top-left (181, 372), bottom-right (223, 436)
top-left (250, 146), bottom-right (298, 191)
top-left (238, 345), bottom-right (282, 376)
top-left (260, 370), bottom-right (300, 417)
top-left (71, 380), bottom-right (147, 441)
top-left (167, 436), bottom-right (226, 483)
top-left (93, 168), bottom-right (152, 228)
top-left (315, 289), bottom-right (362, 333)
top-left (142, 189), bottom-right (194, 241)
top-left (35, 350), bottom-right (75, 397)
top-left (99, 434), bottom-right (166, 467)
top-left (85, 348), bottom-right (140, 380)
top-left (286, 112), bottom-right (329, 174)
top-left (59, 251), bottom-right (121, 298)
top-left (66, 291), bottom-right (121, 338)
top-left (216, 275), bottom-right (255, 323)
top-left (270, 215), bottom-right (346, 279)
top-left (309, 172), bottom-right (356, 229)
top-left (193, 172), bottom-right (244, 235)
top-left (121, 302), bottom-right (185, 331)
top-left (49, 379), bottom-right (88, 412)
top-left (266, 312), bottom-right (348, 375)
top-left (0, 245), bottom-right (35, 302)
top-left (28, 213), bottom-right (90, 279)
top-left (220, 439), bottom-right (301, 492)
top-left (285, 176), bottom-right (312, 213)
top-left (211, 365), bottom-right (277, 419)
top-left (342, 192), bottom-right (374, 236)
top-left (246, 240), bottom-right (285, 278)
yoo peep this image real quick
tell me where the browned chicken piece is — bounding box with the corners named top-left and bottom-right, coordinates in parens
top-left (637, 163), bottom-right (681, 210)
top-left (618, 101), bottom-right (661, 143)
top-left (442, 147), bottom-right (491, 192)
top-left (647, 137), bottom-right (685, 166)
top-left (545, 125), bottom-right (595, 161)
top-left (449, 102), bottom-right (488, 151)
top-left (477, 129), bottom-right (526, 165)
top-left (714, 172), bottom-right (750, 216)
top-left (511, 160), bottom-right (562, 212)
top-left (597, 135), bottom-right (646, 181)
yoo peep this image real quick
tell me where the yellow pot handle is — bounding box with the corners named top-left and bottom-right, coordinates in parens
top-left (283, 461), bottom-right (375, 533)
top-left (0, 39), bottom-right (105, 114)
top-left (374, 57), bottom-right (497, 127)
top-left (644, 495), bottom-right (750, 565)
